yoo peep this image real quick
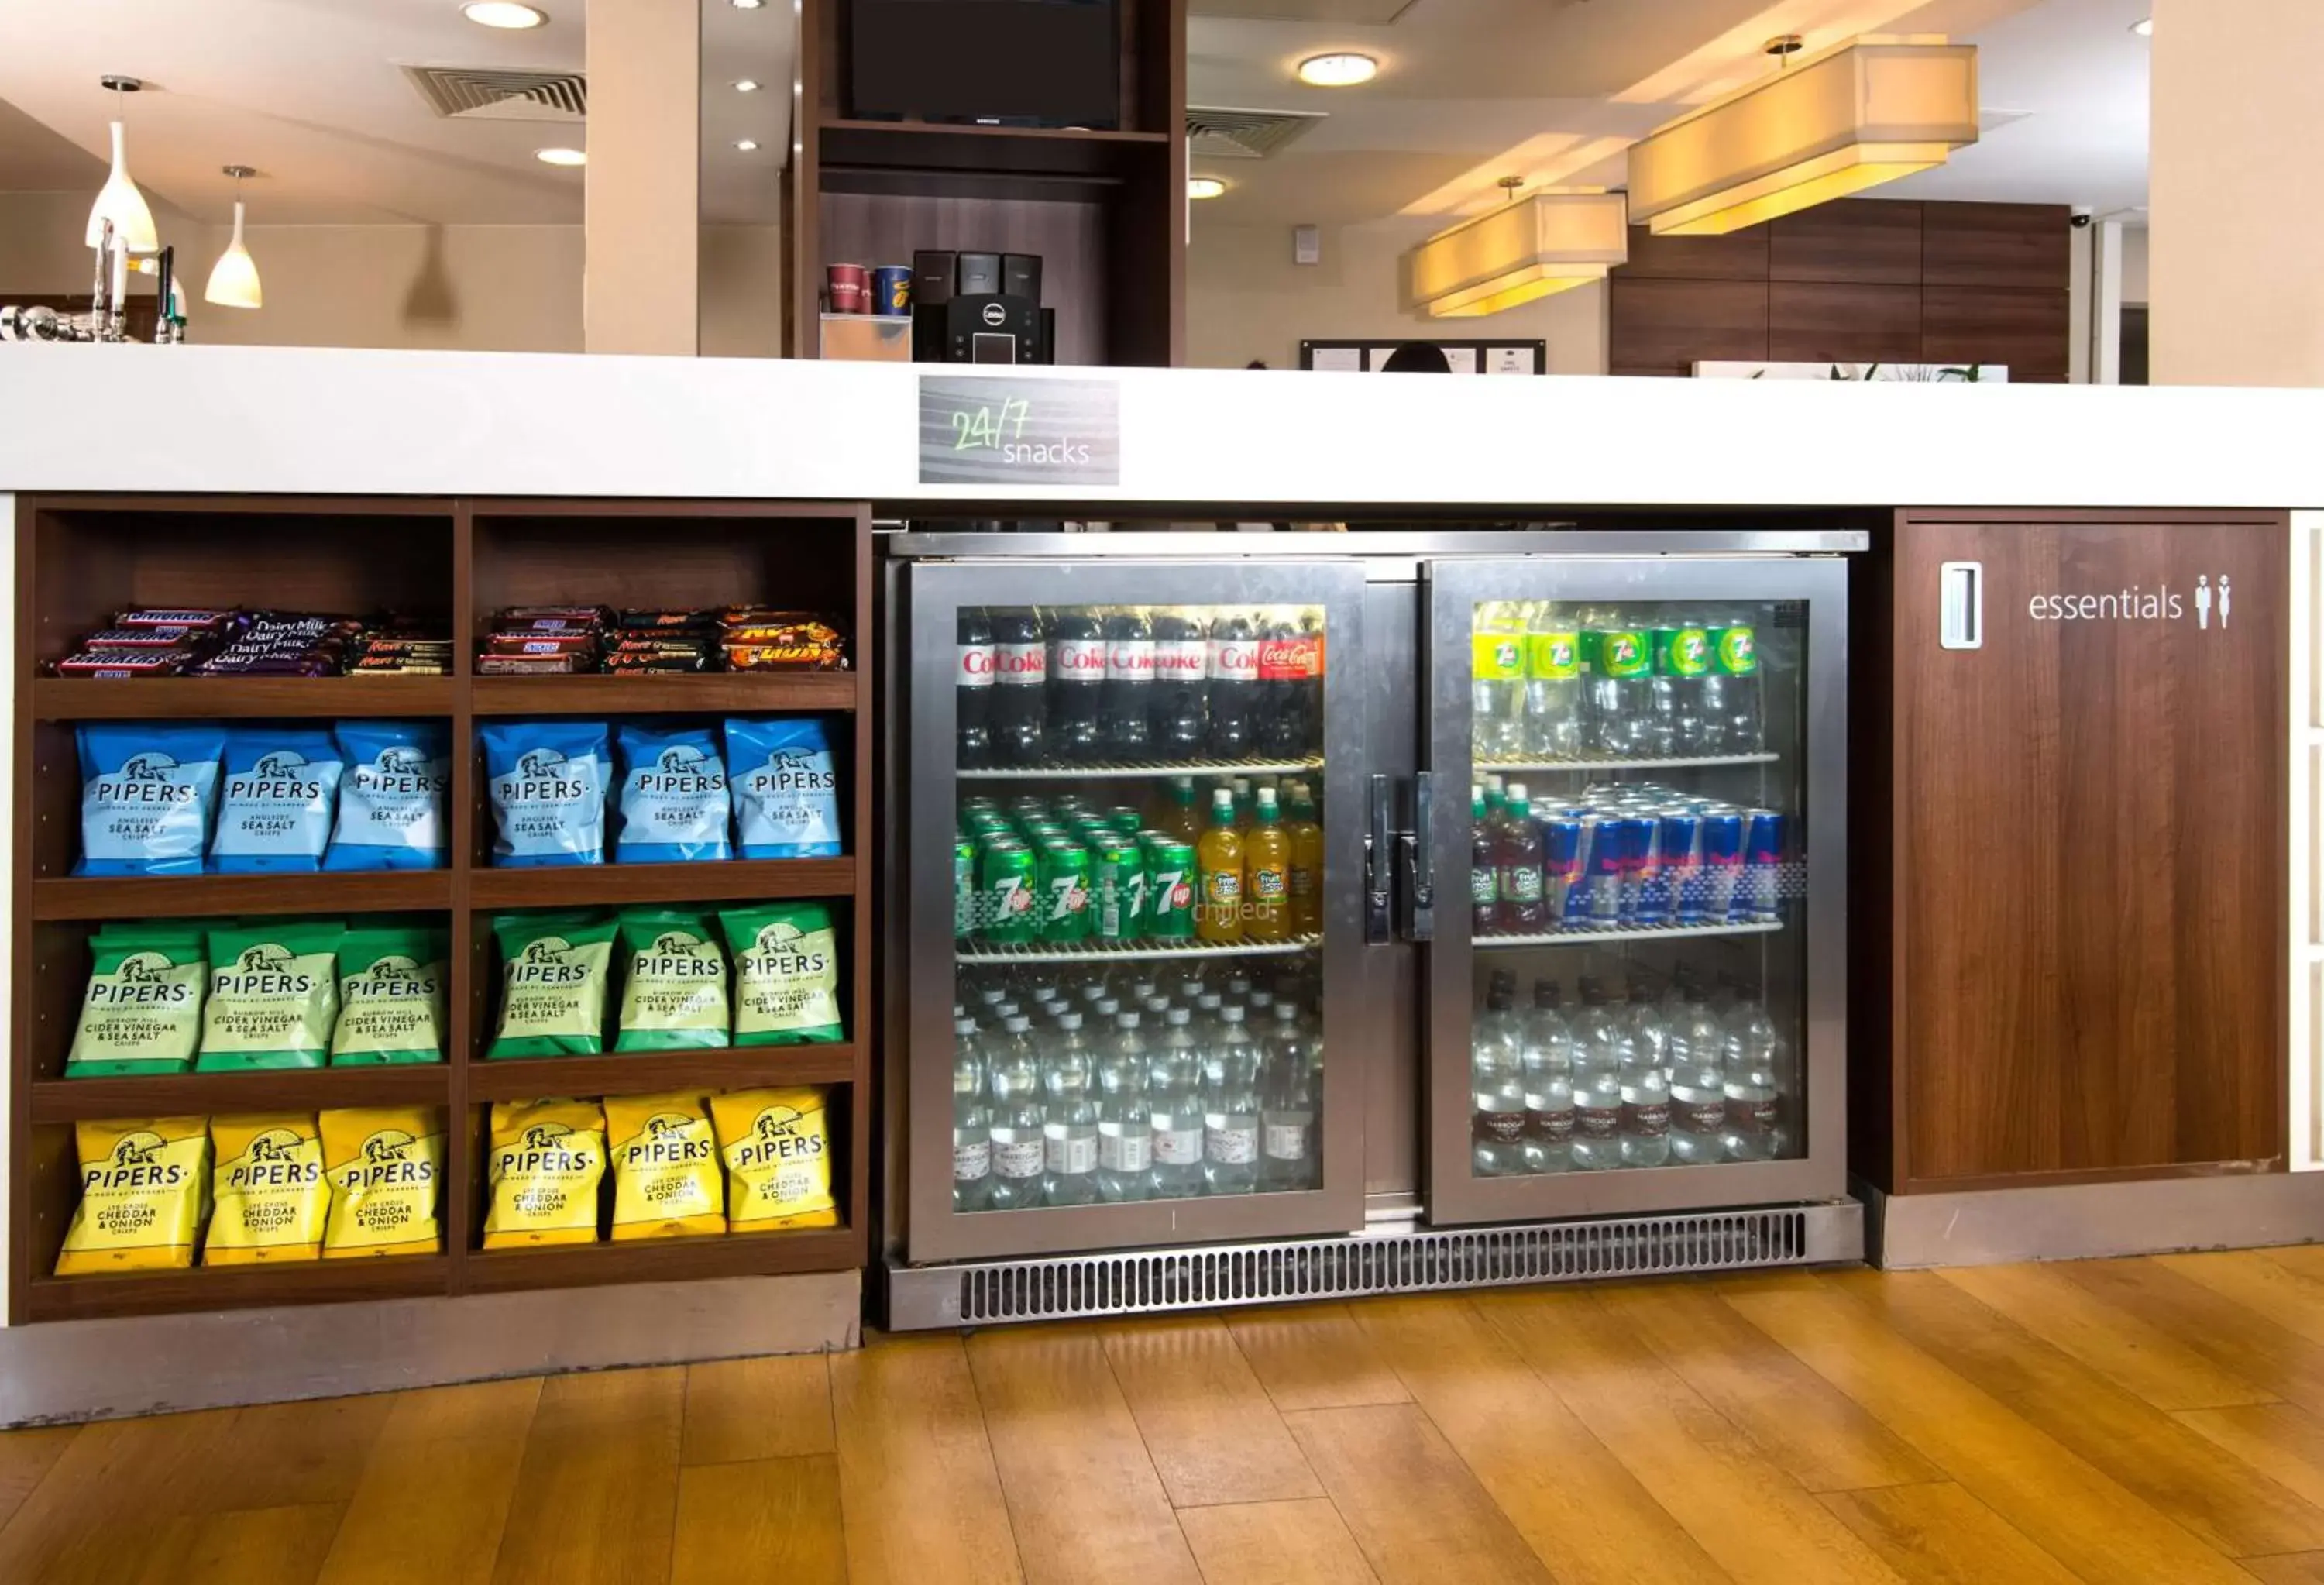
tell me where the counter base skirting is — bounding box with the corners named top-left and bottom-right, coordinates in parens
top-left (0, 1269), bottom-right (860, 1429)
top-left (883, 1200), bottom-right (1865, 1331)
top-left (1861, 1172), bottom-right (2324, 1269)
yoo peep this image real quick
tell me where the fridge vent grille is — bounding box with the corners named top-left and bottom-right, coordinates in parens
top-left (944, 1208), bottom-right (1813, 1325)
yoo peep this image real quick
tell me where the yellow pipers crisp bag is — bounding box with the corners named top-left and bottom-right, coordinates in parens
top-left (205, 1112), bottom-right (328, 1264)
top-left (710, 1087), bottom-right (837, 1233)
top-left (483, 1098), bottom-right (607, 1249)
top-left (603, 1092), bottom-right (724, 1240)
top-left (56, 1116), bottom-right (210, 1274)
top-left (321, 1106), bottom-right (443, 1258)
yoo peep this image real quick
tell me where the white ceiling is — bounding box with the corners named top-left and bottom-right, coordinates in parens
top-left (1188, 0), bottom-right (2153, 231)
top-left (0, 0), bottom-right (792, 227)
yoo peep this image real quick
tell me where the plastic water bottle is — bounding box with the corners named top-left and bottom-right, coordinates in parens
top-left (1040, 1012), bottom-right (1100, 1207)
top-left (1666, 988), bottom-right (1729, 1167)
top-left (1096, 1009), bottom-right (1152, 1202)
top-left (1203, 1005), bottom-right (1263, 1195)
top-left (1470, 974), bottom-right (1527, 1176)
top-left (1518, 981), bottom-right (1576, 1174)
top-left (1260, 1001), bottom-right (1319, 1191)
top-left (1147, 1006), bottom-right (1206, 1199)
top-left (952, 1016), bottom-right (992, 1211)
top-left (1568, 978), bottom-right (1626, 1171)
top-left (986, 1014), bottom-right (1046, 1210)
top-left (1618, 982), bottom-right (1672, 1170)
top-left (1522, 606), bottom-right (1585, 759)
top-left (1721, 985), bottom-right (1786, 1162)
top-left (1472, 601), bottom-right (1528, 760)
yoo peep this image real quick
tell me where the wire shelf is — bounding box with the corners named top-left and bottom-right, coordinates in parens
top-left (958, 756), bottom-right (1324, 782)
top-left (1474, 920), bottom-right (1783, 951)
top-left (1473, 751), bottom-right (1779, 774)
top-left (956, 933), bottom-right (1322, 965)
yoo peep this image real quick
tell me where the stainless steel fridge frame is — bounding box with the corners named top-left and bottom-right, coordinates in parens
top-left (1422, 555), bottom-right (1850, 1224)
top-left (897, 552), bottom-right (1373, 1264)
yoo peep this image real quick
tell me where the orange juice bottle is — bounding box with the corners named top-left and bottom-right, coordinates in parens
top-left (1157, 774), bottom-right (1201, 843)
top-left (1285, 780), bottom-right (1324, 937)
top-left (1243, 787), bottom-right (1291, 942)
top-left (1195, 788), bottom-right (1244, 943)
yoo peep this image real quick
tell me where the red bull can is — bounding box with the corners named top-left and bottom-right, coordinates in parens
top-left (1659, 810), bottom-right (1703, 924)
top-left (1614, 816), bottom-right (1659, 927)
top-left (1743, 808), bottom-right (1786, 923)
top-left (1584, 815), bottom-right (1628, 930)
top-left (1700, 809), bottom-right (1745, 923)
top-left (1542, 813), bottom-right (1585, 926)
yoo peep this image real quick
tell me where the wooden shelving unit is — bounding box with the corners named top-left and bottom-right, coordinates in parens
top-left (9, 493), bottom-right (876, 1322)
top-left (788, 0), bottom-right (1186, 366)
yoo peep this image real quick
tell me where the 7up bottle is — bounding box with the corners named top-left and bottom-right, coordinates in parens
top-left (1702, 614), bottom-right (1762, 753)
top-left (1649, 621), bottom-right (1713, 756)
top-left (1471, 601), bottom-right (1527, 761)
top-left (1521, 609), bottom-right (1583, 759)
top-left (1583, 609), bottom-right (1655, 758)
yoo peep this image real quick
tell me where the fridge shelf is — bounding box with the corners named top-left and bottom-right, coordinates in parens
top-left (1475, 920), bottom-right (1783, 951)
top-left (956, 933), bottom-right (1321, 965)
top-left (1473, 751), bottom-right (1779, 774)
top-left (957, 756), bottom-right (1325, 781)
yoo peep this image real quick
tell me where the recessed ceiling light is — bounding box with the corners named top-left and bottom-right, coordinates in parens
top-left (462, 2), bottom-right (546, 28)
top-left (535, 146), bottom-right (586, 167)
top-left (2130, 16), bottom-right (2152, 34)
top-left (732, 0), bottom-right (765, 9)
top-left (735, 139), bottom-right (761, 152)
top-left (734, 79), bottom-right (761, 92)
top-left (1298, 53), bottom-right (1377, 88)
top-left (1188, 176), bottom-right (1226, 199)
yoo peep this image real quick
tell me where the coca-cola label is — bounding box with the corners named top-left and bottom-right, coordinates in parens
top-left (957, 644), bottom-right (997, 689)
top-left (1106, 640), bottom-right (1155, 682)
top-left (1257, 634), bottom-right (1318, 682)
top-left (1154, 639), bottom-right (1207, 681)
top-left (1528, 1106), bottom-right (1576, 1143)
top-left (1575, 1103), bottom-right (1620, 1139)
top-left (1053, 638), bottom-right (1107, 679)
top-left (996, 641), bottom-right (1047, 686)
top-left (1209, 637), bottom-right (1259, 683)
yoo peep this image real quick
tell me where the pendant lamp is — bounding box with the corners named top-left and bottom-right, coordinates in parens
top-left (205, 166), bottom-right (263, 309)
top-left (84, 75), bottom-right (160, 254)
top-left (1408, 182), bottom-right (1628, 318)
top-left (1626, 35), bottom-right (1978, 237)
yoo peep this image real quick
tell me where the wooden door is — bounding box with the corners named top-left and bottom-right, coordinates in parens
top-left (1887, 511), bottom-right (2288, 1190)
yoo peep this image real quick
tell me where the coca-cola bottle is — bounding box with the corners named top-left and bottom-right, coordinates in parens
top-left (1102, 607), bottom-right (1155, 759)
top-left (991, 607), bottom-right (1047, 766)
top-left (1257, 612), bottom-right (1320, 758)
top-left (1048, 607), bottom-right (1107, 765)
top-left (1206, 610), bottom-right (1258, 760)
top-left (957, 607), bottom-right (995, 768)
top-left (1150, 608), bottom-right (1208, 760)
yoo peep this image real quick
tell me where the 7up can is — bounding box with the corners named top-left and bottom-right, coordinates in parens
top-left (1141, 836), bottom-right (1197, 940)
top-left (954, 837), bottom-right (976, 940)
top-left (978, 837), bottom-right (1037, 946)
top-left (1037, 841), bottom-right (1093, 944)
top-left (1091, 837), bottom-right (1147, 943)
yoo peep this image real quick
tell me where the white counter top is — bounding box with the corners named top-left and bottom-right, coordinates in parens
top-left (1, 343), bottom-right (2319, 509)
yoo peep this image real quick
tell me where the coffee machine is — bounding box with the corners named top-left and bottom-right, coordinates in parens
top-left (910, 250), bottom-right (1054, 364)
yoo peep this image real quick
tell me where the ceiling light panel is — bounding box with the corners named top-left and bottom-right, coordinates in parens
top-left (463, 2), bottom-right (548, 28)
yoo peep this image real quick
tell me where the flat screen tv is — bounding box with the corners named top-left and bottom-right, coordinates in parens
top-left (850, 0), bottom-right (1120, 129)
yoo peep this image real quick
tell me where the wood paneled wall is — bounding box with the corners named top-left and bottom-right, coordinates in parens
top-left (1611, 200), bottom-right (2071, 380)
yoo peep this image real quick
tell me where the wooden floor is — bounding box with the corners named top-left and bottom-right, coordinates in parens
top-left (16, 1254), bottom-right (2324, 1582)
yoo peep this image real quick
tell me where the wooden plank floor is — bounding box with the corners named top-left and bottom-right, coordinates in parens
top-left (15, 1254), bottom-right (2324, 1582)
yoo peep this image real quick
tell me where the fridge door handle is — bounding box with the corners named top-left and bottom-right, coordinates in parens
top-left (1365, 773), bottom-right (1392, 944)
top-left (1401, 772), bottom-right (1435, 941)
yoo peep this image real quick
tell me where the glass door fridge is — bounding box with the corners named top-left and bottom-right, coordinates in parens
top-left (1425, 555), bottom-right (1848, 1224)
top-left (896, 554), bottom-right (1370, 1264)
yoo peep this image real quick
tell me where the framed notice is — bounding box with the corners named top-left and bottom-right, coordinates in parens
top-left (1298, 339), bottom-right (1547, 375)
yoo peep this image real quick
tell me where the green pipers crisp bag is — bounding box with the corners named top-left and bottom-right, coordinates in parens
top-left (489, 912), bottom-right (617, 1057)
top-left (197, 921), bottom-right (345, 1071)
top-left (65, 923), bottom-right (208, 1078)
top-left (614, 909), bottom-right (730, 1051)
top-left (332, 926), bottom-right (449, 1065)
top-left (720, 902), bottom-right (844, 1047)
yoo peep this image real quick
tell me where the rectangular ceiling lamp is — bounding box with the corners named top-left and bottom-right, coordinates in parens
top-left (1627, 35), bottom-right (1977, 236)
top-left (1407, 190), bottom-right (1629, 318)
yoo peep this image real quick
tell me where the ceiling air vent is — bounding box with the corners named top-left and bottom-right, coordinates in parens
top-left (402, 65), bottom-right (587, 122)
top-left (1186, 105), bottom-right (1326, 160)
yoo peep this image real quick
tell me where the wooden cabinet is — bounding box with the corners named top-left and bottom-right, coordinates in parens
top-left (1856, 511), bottom-right (2290, 1193)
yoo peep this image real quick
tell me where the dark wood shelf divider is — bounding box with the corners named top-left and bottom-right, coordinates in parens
top-left (11, 493), bottom-right (876, 1322)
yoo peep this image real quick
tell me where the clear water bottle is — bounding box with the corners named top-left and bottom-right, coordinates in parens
top-left (952, 1016), bottom-right (993, 1212)
top-left (1666, 988), bottom-right (1729, 1167)
top-left (1522, 606), bottom-right (1585, 760)
top-left (1202, 1004), bottom-right (1263, 1195)
top-left (1583, 607), bottom-right (1656, 758)
top-left (986, 1014), bottom-right (1046, 1210)
top-left (1518, 981), bottom-right (1576, 1174)
top-left (1040, 1012), bottom-right (1100, 1207)
top-left (1260, 1001), bottom-right (1319, 1192)
top-left (1568, 978), bottom-right (1625, 1171)
top-left (1147, 1006), bottom-right (1207, 1199)
top-left (1721, 985), bottom-right (1786, 1162)
top-left (1195, 990), bottom-right (1226, 1046)
top-left (1472, 600), bottom-right (1528, 760)
top-left (1470, 976), bottom-right (1528, 1176)
top-left (1624, 978), bottom-right (1669, 1074)
top-left (1096, 1009), bottom-right (1152, 1202)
